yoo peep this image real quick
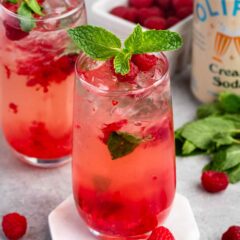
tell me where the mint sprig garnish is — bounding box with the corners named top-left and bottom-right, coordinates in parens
top-left (175, 91), bottom-right (240, 184)
top-left (107, 131), bottom-right (141, 160)
top-left (68, 24), bottom-right (183, 75)
top-left (7, 0), bottom-right (44, 32)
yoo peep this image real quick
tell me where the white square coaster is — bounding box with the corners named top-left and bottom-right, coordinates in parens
top-left (48, 193), bottom-right (200, 240)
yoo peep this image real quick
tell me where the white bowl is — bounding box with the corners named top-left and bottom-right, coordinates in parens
top-left (91, 0), bottom-right (193, 75)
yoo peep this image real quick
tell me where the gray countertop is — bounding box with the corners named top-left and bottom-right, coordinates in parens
top-left (1, 70), bottom-right (240, 240)
top-left (1, 1), bottom-right (240, 238)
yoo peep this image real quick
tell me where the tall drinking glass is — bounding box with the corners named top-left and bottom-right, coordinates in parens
top-left (72, 53), bottom-right (176, 238)
top-left (0, 0), bottom-right (87, 167)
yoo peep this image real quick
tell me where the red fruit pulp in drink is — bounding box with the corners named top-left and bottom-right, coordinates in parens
top-left (73, 54), bottom-right (176, 237)
top-left (0, 0), bottom-right (87, 160)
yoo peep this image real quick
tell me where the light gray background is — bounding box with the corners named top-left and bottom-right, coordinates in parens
top-left (1, 1), bottom-right (240, 239)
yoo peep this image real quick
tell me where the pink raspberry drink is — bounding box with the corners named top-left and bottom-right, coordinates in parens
top-left (72, 53), bottom-right (176, 238)
top-left (0, 0), bottom-right (87, 167)
top-left (69, 24), bottom-right (182, 238)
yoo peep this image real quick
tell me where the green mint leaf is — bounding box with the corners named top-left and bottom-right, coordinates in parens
top-left (68, 26), bottom-right (122, 61)
top-left (135, 30), bottom-right (183, 54)
top-left (212, 132), bottom-right (235, 148)
top-left (24, 0), bottom-right (44, 16)
top-left (227, 163), bottom-right (240, 183)
top-left (181, 117), bottom-right (236, 150)
top-left (175, 127), bottom-right (206, 156)
top-left (218, 92), bottom-right (240, 114)
top-left (7, 0), bottom-right (17, 3)
top-left (222, 114), bottom-right (240, 128)
top-left (210, 145), bottom-right (240, 172)
top-left (18, 2), bottom-right (36, 32)
top-left (107, 131), bottom-right (141, 160)
top-left (124, 24), bottom-right (143, 53)
top-left (114, 50), bottom-right (131, 75)
top-left (175, 127), bottom-right (184, 140)
top-left (197, 102), bottom-right (222, 119)
top-left (175, 127), bottom-right (185, 156)
top-left (182, 140), bottom-right (197, 155)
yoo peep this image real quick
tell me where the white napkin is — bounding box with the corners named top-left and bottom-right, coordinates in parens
top-left (48, 193), bottom-right (200, 240)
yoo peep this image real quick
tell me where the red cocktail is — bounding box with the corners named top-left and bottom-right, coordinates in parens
top-left (0, 0), bottom-right (87, 167)
top-left (72, 53), bottom-right (176, 238)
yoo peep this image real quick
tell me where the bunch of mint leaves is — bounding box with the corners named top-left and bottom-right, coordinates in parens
top-left (68, 24), bottom-right (183, 75)
top-left (176, 92), bottom-right (240, 183)
top-left (6, 0), bottom-right (44, 32)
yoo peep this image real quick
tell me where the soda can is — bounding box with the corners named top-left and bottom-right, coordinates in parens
top-left (192, 0), bottom-right (240, 102)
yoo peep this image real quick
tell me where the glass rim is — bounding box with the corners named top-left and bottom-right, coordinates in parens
top-left (75, 52), bottom-right (170, 97)
top-left (0, 0), bottom-right (84, 23)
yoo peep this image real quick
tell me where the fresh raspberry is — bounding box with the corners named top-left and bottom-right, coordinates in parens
top-left (37, 0), bottom-right (45, 4)
top-left (2, 1), bottom-right (18, 13)
top-left (222, 226), bottom-right (240, 240)
top-left (176, 6), bottom-right (193, 19)
top-left (201, 171), bottom-right (229, 193)
top-left (101, 120), bottom-right (128, 143)
top-left (166, 16), bottom-right (180, 27)
top-left (155, 0), bottom-right (172, 10)
top-left (143, 118), bottom-right (171, 147)
top-left (110, 6), bottom-right (138, 22)
top-left (137, 7), bottom-right (164, 25)
top-left (2, 213), bottom-right (27, 240)
top-left (165, 9), bottom-right (176, 18)
top-left (115, 62), bottom-right (139, 84)
top-left (132, 54), bottom-right (158, 71)
top-left (145, 125), bottom-right (169, 142)
top-left (129, 0), bottom-right (154, 9)
top-left (111, 6), bottom-right (126, 18)
top-left (148, 226), bottom-right (175, 240)
top-left (3, 17), bottom-right (29, 41)
top-left (143, 16), bottom-right (167, 30)
top-left (172, 0), bottom-right (193, 10)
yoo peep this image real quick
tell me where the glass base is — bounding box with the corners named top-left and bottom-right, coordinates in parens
top-left (87, 205), bottom-right (172, 240)
top-left (13, 150), bottom-right (71, 168)
top-left (89, 228), bottom-right (151, 240)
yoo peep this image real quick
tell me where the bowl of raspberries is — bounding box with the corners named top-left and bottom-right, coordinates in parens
top-left (92, 0), bottom-right (193, 75)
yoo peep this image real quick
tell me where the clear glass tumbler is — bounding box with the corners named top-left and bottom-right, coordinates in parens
top-left (0, 0), bottom-right (87, 167)
top-left (72, 53), bottom-right (176, 238)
